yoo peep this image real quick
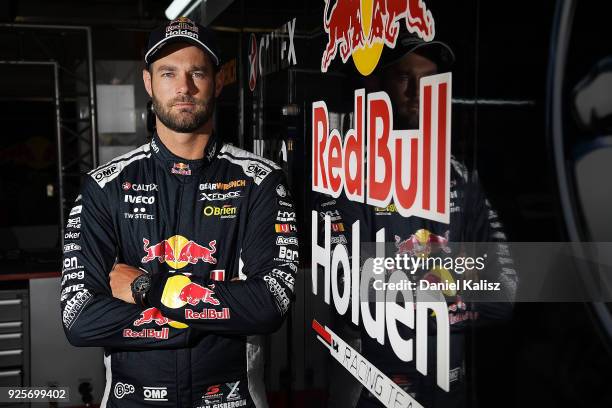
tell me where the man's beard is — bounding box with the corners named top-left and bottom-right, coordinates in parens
top-left (152, 92), bottom-right (215, 133)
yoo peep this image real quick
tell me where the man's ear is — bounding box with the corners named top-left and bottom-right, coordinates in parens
top-left (143, 68), bottom-right (153, 97)
top-left (214, 67), bottom-right (224, 98)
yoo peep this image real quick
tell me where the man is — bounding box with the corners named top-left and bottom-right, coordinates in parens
top-left (60, 17), bottom-right (298, 408)
top-left (319, 32), bottom-right (517, 407)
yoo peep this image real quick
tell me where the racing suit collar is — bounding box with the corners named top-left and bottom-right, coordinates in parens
top-left (150, 132), bottom-right (220, 176)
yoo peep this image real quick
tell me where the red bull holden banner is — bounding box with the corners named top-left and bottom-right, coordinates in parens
top-left (311, 1), bottom-right (452, 406)
top-left (310, 80), bottom-right (453, 406)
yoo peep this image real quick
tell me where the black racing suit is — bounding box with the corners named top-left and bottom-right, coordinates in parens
top-left (316, 158), bottom-right (517, 408)
top-left (60, 133), bottom-right (298, 407)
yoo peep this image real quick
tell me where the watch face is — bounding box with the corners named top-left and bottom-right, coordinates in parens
top-left (133, 275), bottom-right (150, 293)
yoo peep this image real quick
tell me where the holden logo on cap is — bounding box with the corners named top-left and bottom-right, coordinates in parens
top-left (165, 17), bottom-right (199, 39)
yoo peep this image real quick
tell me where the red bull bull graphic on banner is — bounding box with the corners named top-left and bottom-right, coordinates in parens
top-left (142, 235), bottom-right (217, 269)
top-left (321, 0), bottom-right (435, 75)
top-left (395, 229), bottom-right (451, 257)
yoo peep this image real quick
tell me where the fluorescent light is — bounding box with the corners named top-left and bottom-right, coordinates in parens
top-left (182, 0), bottom-right (203, 18)
top-left (165, 0), bottom-right (192, 20)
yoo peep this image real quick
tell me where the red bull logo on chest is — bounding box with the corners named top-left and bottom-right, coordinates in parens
top-left (321, 0), bottom-right (435, 75)
top-left (142, 235), bottom-right (217, 269)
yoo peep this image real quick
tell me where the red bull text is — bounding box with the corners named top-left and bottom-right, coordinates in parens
top-left (185, 308), bottom-right (230, 320)
top-left (312, 76), bottom-right (452, 224)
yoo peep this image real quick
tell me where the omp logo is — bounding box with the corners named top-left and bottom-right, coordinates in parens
top-left (246, 163), bottom-right (270, 181)
top-left (143, 387), bottom-right (168, 402)
top-left (92, 165), bottom-right (118, 181)
top-left (321, 0), bottom-right (435, 75)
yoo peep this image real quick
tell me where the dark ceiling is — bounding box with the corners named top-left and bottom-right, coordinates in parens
top-left (1, 0), bottom-right (168, 28)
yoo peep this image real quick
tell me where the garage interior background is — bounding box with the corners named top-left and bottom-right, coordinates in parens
top-left (0, 0), bottom-right (611, 407)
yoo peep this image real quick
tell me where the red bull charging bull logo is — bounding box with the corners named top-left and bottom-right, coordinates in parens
top-left (179, 282), bottom-right (221, 306)
top-left (134, 307), bottom-right (171, 326)
top-left (142, 235), bottom-right (217, 269)
top-left (321, 0), bottom-right (435, 75)
top-left (395, 228), bottom-right (450, 257)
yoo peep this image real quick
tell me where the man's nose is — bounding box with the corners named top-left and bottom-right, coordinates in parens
top-left (176, 72), bottom-right (195, 94)
top-left (402, 76), bottom-right (418, 99)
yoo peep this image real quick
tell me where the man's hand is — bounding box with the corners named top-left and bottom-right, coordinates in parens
top-left (110, 263), bottom-right (143, 304)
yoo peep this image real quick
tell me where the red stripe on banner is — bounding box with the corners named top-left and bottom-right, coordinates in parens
top-left (437, 83), bottom-right (448, 214)
top-left (422, 85), bottom-right (432, 210)
top-left (311, 319), bottom-right (332, 345)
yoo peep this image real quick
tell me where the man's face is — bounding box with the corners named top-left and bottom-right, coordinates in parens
top-left (143, 43), bottom-right (223, 133)
top-left (380, 52), bottom-right (438, 129)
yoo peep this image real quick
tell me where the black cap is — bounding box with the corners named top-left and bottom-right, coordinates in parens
top-left (376, 32), bottom-right (455, 73)
top-left (145, 17), bottom-right (220, 66)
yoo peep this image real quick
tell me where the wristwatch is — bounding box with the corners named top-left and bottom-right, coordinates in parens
top-left (131, 273), bottom-right (152, 307)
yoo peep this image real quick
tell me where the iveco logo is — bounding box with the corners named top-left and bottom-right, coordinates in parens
top-left (124, 195), bottom-right (155, 204)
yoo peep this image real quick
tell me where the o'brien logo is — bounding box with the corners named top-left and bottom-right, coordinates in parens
top-left (322, 0), bottom-right (435, 75)
top-left (312, 73), bottom-right (451, 224)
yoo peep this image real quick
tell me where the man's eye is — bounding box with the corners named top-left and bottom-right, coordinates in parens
top-left (192, 72), bottom-right (206, 79)
top-left (161, 72), bottom-right (174, 78)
